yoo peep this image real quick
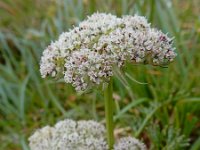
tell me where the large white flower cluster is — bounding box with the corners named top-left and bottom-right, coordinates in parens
top-left (29, 119), bottom-right (146, 150)
top-left (29, 119), bottom-right (107, 150)
top-left (40, 13), bottom-right (177, 91)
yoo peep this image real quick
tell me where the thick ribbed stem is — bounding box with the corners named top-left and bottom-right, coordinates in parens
top-left (104, 78), bottom-right (114, 150)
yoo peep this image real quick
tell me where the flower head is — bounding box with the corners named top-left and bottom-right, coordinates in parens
top-left (40, 13), bottom-right (177, 91)
top-left (29, 119), bottom-right (107, 150)
top-left (114, 137), bottom-right (147, 150)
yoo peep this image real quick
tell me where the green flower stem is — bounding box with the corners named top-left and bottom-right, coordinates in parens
top-left (104, 78), bottom-right (114, 150)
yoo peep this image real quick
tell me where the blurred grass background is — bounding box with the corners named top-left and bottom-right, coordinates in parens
top-left (0, 0), bottom-right (200, 149)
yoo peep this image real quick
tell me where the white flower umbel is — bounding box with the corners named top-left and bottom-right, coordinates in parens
top-left (114, 137), bottom-right (147, 150)
top-left (29, 119), bottom-right (107, 150)
top-left (29, 119), bottom-right (147, 150)
top-left (40, 13), bottom-right (177, 91)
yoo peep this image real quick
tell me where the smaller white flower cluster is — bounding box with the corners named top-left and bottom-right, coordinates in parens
top-left (114, 137), bottom-right (147, 150)
top-left (29, 119), bottom-right (146, 150)
top-left (40, 13), bottom-right (177, 91)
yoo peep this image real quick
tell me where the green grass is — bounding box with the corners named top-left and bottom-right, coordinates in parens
top-left (0, 0), bottom-right (200, 149)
